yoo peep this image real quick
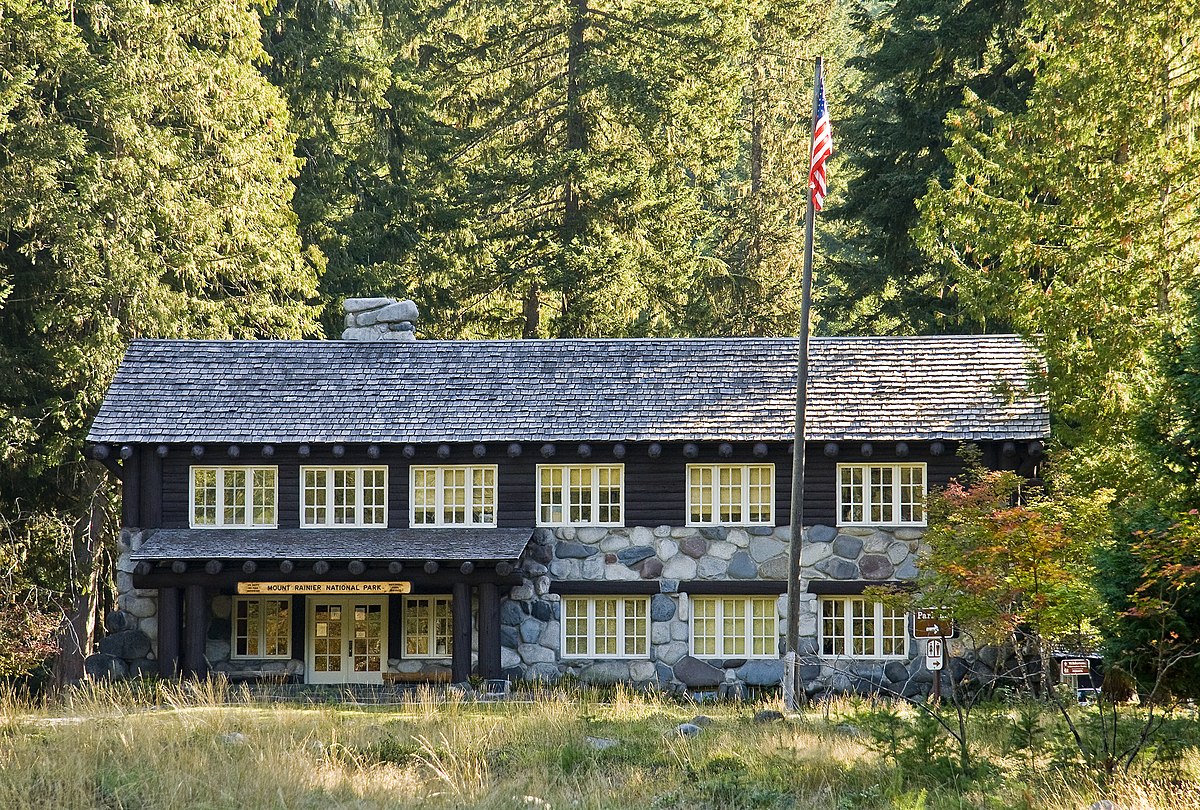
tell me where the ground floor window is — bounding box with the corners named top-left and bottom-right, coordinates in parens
top-left (561, 596), bottom-right (649, 658)
top-left (233, 597), bottom-right (291, 659)
top-left (403, 596), bottom-right (453, 657)
top-left (690, 596), bottom-right (777, 658)
top-left (819, 597), bottom-right (908, 658)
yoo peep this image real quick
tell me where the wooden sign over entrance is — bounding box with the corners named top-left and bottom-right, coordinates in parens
top-left (237, 581), bottom-right (412, 596)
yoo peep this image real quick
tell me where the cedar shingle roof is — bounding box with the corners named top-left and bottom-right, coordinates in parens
top-left (88, 336), bottom-right (1049, 444)
top-left (130, 528), bottom-right (534, 562)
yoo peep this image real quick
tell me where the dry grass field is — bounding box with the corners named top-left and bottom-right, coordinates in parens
top-left (0, 681), bottom-right (1198, 809)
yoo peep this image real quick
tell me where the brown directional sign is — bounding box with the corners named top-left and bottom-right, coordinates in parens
top-left (1060, 658), bottom-right (1090, 676)
top-left (912, 609), bottom-right (954, 639)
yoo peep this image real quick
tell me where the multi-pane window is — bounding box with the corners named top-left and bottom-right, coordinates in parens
top-left (561, 597), bottom-right (649, 658)
top-left (819, 597), bottom-right (909, 658)
top-left (410, 466), bottom-right (497, 527)
top-left (301, 467), bottom-right (387, 527)
top-left (403, 596), bottom-right (453, 657)
top-left (537, 465), bottom-right (624, 526)
top-left (232, 597), bottom-right (291, 658)
top-left (690, 596), bottom-right (778, 659)
top-left (190, 466), bottom-right (277, 528)
top-left (687, 464), bottom-right (774, 525)
top-left (838, 464), bottom-right (927, 526)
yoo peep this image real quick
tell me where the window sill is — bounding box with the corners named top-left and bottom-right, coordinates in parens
top-left (686, 523), bottom-right (776, 529)
top-left (298, 524), bottom-right (389, 530)
top-left (834, 523), bottom-right (926, 530)
top-left (190, 524), bottom-right (279, 530)
top-left (410, 523), bottom-right (499, 529)
top-left (536, 523), bottom-right (624, 529)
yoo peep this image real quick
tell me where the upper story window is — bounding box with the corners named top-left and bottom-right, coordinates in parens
top-left (561, 596), bottom-right (649, 658)
top-left (687, 464), bottom-right (774, 526)
top-left (690, 596), bottom-right (778, 659)
top-left (537, 464), bottom-right (623, 526)
top-left (410, 465), bottom-right (497, 527)
top-left (190, 466), bottom-right (277, 528)
top-left (837, 463), bottom-right (926, 526)
top-left (819, 597), bottom-right (908, 659)
top-left (301, 466), bottom-right (387, 527)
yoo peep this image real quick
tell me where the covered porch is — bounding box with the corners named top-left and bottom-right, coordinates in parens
top-left (127, 528), bottom-right (530, 684)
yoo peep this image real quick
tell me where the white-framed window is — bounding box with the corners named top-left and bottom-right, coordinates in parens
top-left (689, 596), bottom-right (778, 659)
top-left (402, 596), bottom-right (453, 657)
top-left (410, 465), bottom-right (497, 527)
top-left (561, 596), bottom-right (649, 658)
top-left (189, 466), bottom-right (277, 528)
top-left (837, 463), bottom-right (927, 526)
top-left (232, 597), bottom-right (291, 659)
top-left (537, 464), bottom-right (624, 526)
top-left (301, 466), bottom-right (387, 527)
top-left (819, 597), bottom-right (909, 659)
top-left (687, 464), bottom-right (774, 525)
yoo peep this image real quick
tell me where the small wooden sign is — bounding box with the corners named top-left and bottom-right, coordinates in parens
top-left (1060, 658), bottom-right (1090, 676)
top-left (913, 609), bottom-right (954, 639)
top-left (237, 581), bottom-right (412, 595)
top-left (925, 638), bottom-right (945, 671)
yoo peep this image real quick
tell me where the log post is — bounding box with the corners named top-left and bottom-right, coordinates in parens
top-left (183, 584), bottom-right (208, 678)
top-left (477, 581), bottom-right (501, 680)
top-left (158, 587), bottom-right (181, 679)
top-left (451, 582), bottom-right (472, 683)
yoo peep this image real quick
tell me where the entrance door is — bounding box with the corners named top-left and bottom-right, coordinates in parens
top-left (307, 597), bottom-right (387, 684)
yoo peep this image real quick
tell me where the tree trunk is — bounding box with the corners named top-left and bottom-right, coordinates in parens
top-left (53, 468), bottom-right (109, 685)
top-left (557, 0), bottom-right (589, 337)
top-left (522, 279), bottom-right (541, 338)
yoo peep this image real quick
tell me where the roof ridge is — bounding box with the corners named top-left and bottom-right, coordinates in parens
top-left (128, 333), bottom-right (1033, 346)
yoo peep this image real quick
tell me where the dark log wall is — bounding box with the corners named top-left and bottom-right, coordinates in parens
top-left (137, 440), bottom-right (1024, 530)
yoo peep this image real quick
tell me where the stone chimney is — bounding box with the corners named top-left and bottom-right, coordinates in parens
top-left (342, 298), bottom-right (419, 341)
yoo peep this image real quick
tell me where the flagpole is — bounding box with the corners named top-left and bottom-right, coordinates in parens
top-left (785, 55), bottom-right (822, 711)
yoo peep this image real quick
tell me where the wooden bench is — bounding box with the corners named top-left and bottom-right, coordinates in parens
top-left (383, 670), bottom-right (453, 685)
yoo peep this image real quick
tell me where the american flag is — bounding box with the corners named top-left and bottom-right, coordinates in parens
top-left (809, 66), bottom-right (832, 212)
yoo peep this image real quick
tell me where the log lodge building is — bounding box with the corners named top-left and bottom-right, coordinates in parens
top-left (85, 298), bottom-right (1049, 695)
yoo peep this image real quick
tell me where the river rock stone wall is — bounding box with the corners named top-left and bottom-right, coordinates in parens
top-left (500, 523), bottom-right (935, 695)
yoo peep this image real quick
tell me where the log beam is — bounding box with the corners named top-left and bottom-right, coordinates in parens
top-left (451, 582), bottom-right (472, 683)
top-left (477, 581), bottom-right (501, 680)
top-left (158, 587), bottom-right (181, 679)
top-left (183, 584), bottom-right (208, 678)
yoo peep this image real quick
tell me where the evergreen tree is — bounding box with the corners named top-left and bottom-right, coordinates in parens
top-left (683, 0), bottom-right (834, 337)
top-left (917, 0), bottom-right (1200, 492)
top-left (262, 0), bottom-right (453, 337)
top-left (421, 0), bottom-right (746, 338)
top-left (826, 0), bottom-right (1031, 335)
top-left (0, 0), bottom-right (320, 678)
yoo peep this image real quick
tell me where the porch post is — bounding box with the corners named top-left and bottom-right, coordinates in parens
top-left (477, 581), bottom-right (501, 680)
top-left (451, 581), bottom-right (472, 683)
top-left (157, 587), bottom-right (181, 678)
top-left (183, 584), bottom-right (208, 678)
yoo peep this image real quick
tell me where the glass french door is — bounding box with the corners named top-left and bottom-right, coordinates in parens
top-left (307, 597), bottom-right (387, 684)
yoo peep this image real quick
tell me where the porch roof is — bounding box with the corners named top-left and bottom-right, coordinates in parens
top-left (130, 527), bottom-right (534, 563)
